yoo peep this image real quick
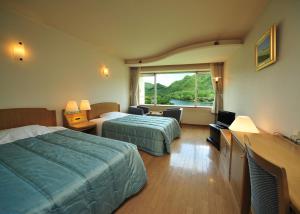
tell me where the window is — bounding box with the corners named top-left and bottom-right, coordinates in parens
top-left (196, 73), bottom-right (215, 106)
top-left (139, 71), bottom-right (215, 107)
top-left (139, 74), bottom-right (155, 104)
top-left (156, 73), bottom-right (195, 105)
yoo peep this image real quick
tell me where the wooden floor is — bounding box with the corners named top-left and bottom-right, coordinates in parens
top-left (116, 125), bottom-right (238, 214)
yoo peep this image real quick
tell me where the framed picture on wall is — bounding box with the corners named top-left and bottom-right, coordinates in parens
top-left (255, 24), bottom-right (277, 71)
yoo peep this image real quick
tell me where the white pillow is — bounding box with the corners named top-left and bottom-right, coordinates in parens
top-left (100, 112), bottom-right (128, 120)
top-left (0, 125), bottom-right (65, 145)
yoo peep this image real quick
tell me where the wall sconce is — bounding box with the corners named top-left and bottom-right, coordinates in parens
top-left (214, 77), bottom-right (221, 83)
top-left (13, 42), bottom-right (25, 61)
top-left (100, 65), bottom-right (110, 78)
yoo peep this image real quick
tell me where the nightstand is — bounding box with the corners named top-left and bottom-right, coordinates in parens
top-left (69, 121), bottom-right (97, 135)
top-left (63, 109), bottom-right (97, 135)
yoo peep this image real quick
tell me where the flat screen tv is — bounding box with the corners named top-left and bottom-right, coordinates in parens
top-left (217, 111), bottom-right (235, 128)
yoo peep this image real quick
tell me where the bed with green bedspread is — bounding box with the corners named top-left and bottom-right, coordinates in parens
top-left (0, 129), bottom-right (147, 214)
top-left (102, 115), bottom-right (181, 156)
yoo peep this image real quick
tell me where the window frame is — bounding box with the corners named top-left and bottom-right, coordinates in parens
top-left (139, 70), bottom-right (214, 108)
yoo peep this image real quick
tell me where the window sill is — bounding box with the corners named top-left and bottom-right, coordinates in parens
top-left (141, 104), bottom-right (212, 109)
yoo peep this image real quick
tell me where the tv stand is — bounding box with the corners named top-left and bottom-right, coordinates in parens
top-left (207, 123), bottom-right (228, 150)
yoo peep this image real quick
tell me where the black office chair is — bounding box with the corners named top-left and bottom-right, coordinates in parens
top-left (137, 105), bottom-right (149, 114)
top-left (128, 105), bottom-right (150, 115)
top-left (246, 144), bottom-right (290, 214)
top-left (162, 107), bottom-right (183, 124)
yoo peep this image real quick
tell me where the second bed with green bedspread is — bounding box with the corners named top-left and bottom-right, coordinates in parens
top-left (102, 115), bottom-right (181, 156)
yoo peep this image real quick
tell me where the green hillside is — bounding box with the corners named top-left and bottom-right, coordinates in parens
top-left (144, 74), bottom-right (215, 105)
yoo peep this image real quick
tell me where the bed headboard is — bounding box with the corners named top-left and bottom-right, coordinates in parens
top-left (88, 102), bottom-right (120, 120)
top-left (0, 108), bottom-right (56, 130)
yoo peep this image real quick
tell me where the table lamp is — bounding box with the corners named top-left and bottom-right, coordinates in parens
top-left (79, 100), bottom-right (91, 111)
top-left (229, 116), bottom-right (259, 133)
top-left (65, 101), bottom-right (79, 114)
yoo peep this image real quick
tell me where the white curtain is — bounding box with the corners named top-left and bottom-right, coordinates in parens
top-left (210, 63), bottom-right (224, 113)
top-left (129, 67), bottom-right (140, 106)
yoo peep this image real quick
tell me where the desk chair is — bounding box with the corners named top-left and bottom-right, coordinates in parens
top-left (246, 144), bottom-right (290, 214)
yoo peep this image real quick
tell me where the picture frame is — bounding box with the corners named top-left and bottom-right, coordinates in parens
top-left (255, 25), bottom-right (277, 71)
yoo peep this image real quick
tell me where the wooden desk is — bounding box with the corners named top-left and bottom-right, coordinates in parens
top-left (230, 133), bottom-right (251, 214)
top-left (232, 131), bottom-right (300, 213)
top-left (220, 129), bottom-right (232, 180)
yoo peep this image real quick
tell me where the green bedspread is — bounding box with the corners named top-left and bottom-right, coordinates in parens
top-left (102, 115), bottom-right (181, 156)
top-left (0, 129), bottom-right (147, 214)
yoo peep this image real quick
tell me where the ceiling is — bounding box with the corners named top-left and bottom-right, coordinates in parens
top-left (1, 0), bottom-right (269, 64)
top-left (125, 40), bottom-right (243, 66)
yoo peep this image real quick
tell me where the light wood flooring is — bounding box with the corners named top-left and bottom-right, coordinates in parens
top-left (116, 125), bottom-right (238, 214)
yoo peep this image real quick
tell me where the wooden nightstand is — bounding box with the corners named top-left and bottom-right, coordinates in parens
top-left (69, 121), bottom-right (97, 135)
top-left (62, 110), bottom-right (97, 135)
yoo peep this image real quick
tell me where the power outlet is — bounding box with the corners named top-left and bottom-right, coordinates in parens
top-left (296, 132), bottom-right (300, 144)
top-left (292, 130), bottom-right (299, 136)
top-left (290, 130), bottom-right (300, 144)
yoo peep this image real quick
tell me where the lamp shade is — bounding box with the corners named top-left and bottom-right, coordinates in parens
top-left (229, 116), bottom-right (259, 133)
top-left (13, 42), bottom-right (25, 61)
top-left (103, 67), bottom-right (109, 77)
top-left (80, 100), bottom-right (91, 111)
top-left (65, 101), bottom-right (79, 113)
top-left (100, 65), bottom-right (109, 78)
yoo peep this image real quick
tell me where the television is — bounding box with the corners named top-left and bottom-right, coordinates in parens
top-left (216, 111), bottom-right (235, 128)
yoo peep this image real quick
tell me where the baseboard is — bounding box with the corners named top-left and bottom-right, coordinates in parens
top-left (181, 123), bottom-right (209, 127)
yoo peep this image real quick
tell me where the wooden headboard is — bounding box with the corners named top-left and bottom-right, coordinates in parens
top-left (88, 102), bottom-right (120, 120)
top-left (0, 108), bottom-right (56, 130)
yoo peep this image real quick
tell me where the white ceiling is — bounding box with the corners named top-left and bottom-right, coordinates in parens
top-left (1, 0), bottom-right (269, 64)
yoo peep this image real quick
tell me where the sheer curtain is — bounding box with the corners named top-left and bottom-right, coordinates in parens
top-left (210, 63), bottom-right (224, 113)
top-left (129, 67), bottom-right (140, 106)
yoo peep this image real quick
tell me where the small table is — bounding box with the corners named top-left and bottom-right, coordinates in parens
top-left (146, 111), bottom-right (163, 116)
top-left (69, 121), bottom-right (97, 135)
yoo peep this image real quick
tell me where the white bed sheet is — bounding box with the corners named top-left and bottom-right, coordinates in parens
top-left (0, 125), bottom-right (66, 145)
top-left (90, 112), bottom-right (128, 136)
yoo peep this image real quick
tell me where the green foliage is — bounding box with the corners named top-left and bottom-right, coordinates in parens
top-left (144, 74), bottom-right (215, 105)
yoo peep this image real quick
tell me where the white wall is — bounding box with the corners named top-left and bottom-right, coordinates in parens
top-left (0, 9), bottom-right (129, 125)
top-left (224, 0), bottom-right (300, 136)
top-left (146, 105), bottom-right (214, 125)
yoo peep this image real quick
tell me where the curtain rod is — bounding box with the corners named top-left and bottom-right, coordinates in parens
top-left (130, 62), bottom-right (223, 72)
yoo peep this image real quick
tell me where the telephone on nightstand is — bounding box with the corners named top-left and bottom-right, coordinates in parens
top-left (62, 100), bottom-right (96, 135)
top-left (63, 111), bottom-right (88, 127)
